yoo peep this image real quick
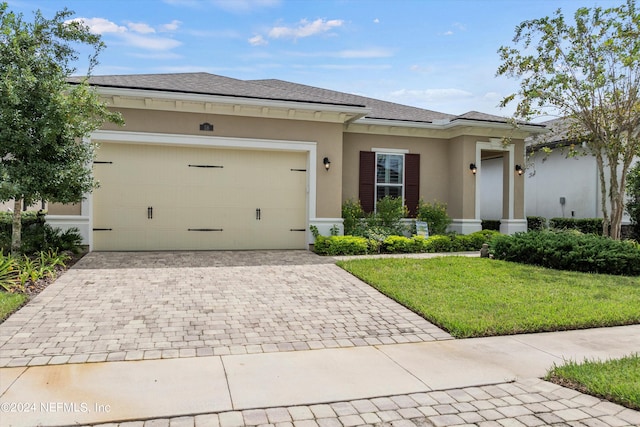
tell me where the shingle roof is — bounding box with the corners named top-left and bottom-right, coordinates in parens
top-left (250, 79), bottom-right (455, 123)
top-left (68, 73), bottom-right (366, 108)
top-left (453, 111), bottom-right (513, 123)
top-left (71, 72), bottom-right (533, 126)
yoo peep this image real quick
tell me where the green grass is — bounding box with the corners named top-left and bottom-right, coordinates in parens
top-left (546, 354), bottom-right (640, 410)
top-left (0, 292), bottom-right (27, 322)
top-left (337, 257), bottom-right (640, 338)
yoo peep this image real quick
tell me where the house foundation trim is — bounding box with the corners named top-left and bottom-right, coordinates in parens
top-left (309, 218), bottom-right (344, 240)
top-left (449, 219), bottom-right (482, 235)
top-left (500, 219), bottom-right (527, 235)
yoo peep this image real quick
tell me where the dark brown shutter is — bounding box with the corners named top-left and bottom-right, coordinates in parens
top-left (359, 151), bottom-right (375, 213)
top-left (405, 153), bottom-right (420, 217)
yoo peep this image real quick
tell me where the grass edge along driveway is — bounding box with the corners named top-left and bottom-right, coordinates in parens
top-left (547, 354), bottom-right (640, 411)
top-left (337, 257), bottom-right (640, 339)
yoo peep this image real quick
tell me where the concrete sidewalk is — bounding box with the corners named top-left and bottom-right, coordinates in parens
top-left (1, 325), bottom-right (638, 427)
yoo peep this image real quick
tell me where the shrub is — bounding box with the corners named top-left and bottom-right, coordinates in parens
top-left (549, 218), bottom-right (604, 235)
top-left (0, 252), bottom-right (19, 292)
top-left (0, 210), bottom-right (83, 254)
top-left (382, 235), bottom-right (426, 253)
top-left (342, 197), bottom-right (409, 239)
top-left (491, 231), bottom-right (640, 276)
top-left (342, 199), bottom-right (366, 236)
top-left (423, 235), bottom-right (452, 252)
top-left (367, 196), bottom-right (408, 236)
top-left (313, 235), bottom-right (373, 256)
top-left (417, 200), bottom-right (451, 235)
top-left (527, 216), bottom-right (547, 231)
top-left (481, 219), bottom-right (501, 231)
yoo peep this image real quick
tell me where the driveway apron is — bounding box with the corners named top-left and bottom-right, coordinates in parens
top-left (0, 250), bottom-right (451, 367)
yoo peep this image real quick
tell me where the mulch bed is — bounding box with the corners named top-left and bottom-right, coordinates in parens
top-left (23, 251), bottom-right (87, 298)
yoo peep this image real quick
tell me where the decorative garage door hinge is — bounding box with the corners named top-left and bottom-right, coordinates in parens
top-left (187, 228), bottom-right (223, 231)
top-left (290, 168), bottom-right (306, 172)
top-left (93, 228), bottom-right (112, 231)
top-left (188, 164), bottom-right (223, 168)
top-left (290, 228), bottom-right (306, 232)
top-left (93, 161), bottom-right (113, 164)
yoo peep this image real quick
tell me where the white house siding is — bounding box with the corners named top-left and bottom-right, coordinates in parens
top-left (526, 149), bottom-right (600, 220)
top-left (480, 147), bottom-right (638, 225)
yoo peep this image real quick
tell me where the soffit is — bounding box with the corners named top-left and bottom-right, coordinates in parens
top-left (99, 87), bottom-right (369, 124)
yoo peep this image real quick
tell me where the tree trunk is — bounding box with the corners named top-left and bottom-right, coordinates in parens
top-left (11, 199), bottom-right (22, 256)
top-left (595, 154), bottom-right (610, 237)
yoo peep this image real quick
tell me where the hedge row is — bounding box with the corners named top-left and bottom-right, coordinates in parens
top-left (491, 231), bottom-right (640, 276)
top-left (549, 217), bottom-right (603, 235)
top-left (313, 230), bottom-right (499, 256)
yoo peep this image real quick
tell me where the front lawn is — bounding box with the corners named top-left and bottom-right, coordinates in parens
top-left (0, 292), bottom-right (27, 322)
top-left (546, 354), bottom-right (640, 410)
top-left (337, 257), bottom-right (640, 338)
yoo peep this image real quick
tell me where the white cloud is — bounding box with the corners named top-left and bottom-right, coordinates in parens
top-left (373, 18), bottom-right (380, 24)
top-left (268, 18), bottom-right (343, 39)
top-left (442, 30), bottom-right (454, 36)
top-left (248, 34), bottom-right (268, 46)
top-left (160, 20), bottom-right (182, 32)
top-left (68, 17), bottom-right (181, 52)
top-left (68, 17), bottom-right (126, 34)
top-left (127, 22), bottom-right (156, 34)
top-left (67, 17), bottom-right (181, 52)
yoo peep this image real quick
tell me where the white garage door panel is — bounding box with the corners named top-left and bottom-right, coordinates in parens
top-left (93, 142), bottom-right (307, 251)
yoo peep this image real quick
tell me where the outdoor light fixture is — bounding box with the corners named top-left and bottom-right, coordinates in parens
top-left (469, 163), bottom-right (477, 175)
top-left (323, 157), bottom-right (331, 171)
top-left (515, 164), bottom-right (524, 175)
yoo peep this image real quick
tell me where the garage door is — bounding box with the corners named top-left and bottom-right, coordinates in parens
top-left (92, 142), bottom-right (307, 250)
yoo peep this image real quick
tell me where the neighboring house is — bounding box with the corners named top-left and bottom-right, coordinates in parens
top-left (45, 73), bottom-right (544, 251)
top-left (482, 118), bottom-right (638, 225)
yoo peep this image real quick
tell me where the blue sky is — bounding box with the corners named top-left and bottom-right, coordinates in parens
top-left (7, 0), bottom-right (622, 118)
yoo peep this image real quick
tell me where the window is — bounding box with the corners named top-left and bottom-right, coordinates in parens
top-left (359, 151), bottom-right (420, 217)
top-left (376, 153), bottom-right (404, 205)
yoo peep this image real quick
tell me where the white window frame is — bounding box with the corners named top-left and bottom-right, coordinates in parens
top-left (374, 152), bottom-right (405, 212)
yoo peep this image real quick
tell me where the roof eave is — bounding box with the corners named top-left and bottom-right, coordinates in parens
top-left (93, 85), bottom-right (372, 120)
top-left (356, 117), bottom-right (547, 133)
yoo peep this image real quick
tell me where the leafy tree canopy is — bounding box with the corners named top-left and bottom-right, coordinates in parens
top-left (497, 0), bottom-right (640, 239)
top-left (0, 2), bottom-right (122, 252)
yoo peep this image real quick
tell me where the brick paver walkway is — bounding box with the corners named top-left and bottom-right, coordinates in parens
top-left (0, 251), bottom-right (451, 367)
top-left (91, 379), bottom-right (640, 427)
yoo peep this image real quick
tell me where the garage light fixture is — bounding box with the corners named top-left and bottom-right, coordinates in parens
top-left (469, 163), bottom-right (477, 175)
top-left (515, 164), bottom-right (524, 175)
top-left (323, 157), bottom-right (331, 171)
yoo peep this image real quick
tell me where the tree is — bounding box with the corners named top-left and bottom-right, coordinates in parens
top-left (497, 0), bottom-right (640, 239)
top-left (0, 3), bottom-right (122, 254)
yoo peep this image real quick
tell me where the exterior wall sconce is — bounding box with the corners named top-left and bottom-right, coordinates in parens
top-left (323, 157), bottom-right (331, 171)
top-left (515, 164), bottom-right (524, 175)
top-left (469, 163), bottom-right (477, 175)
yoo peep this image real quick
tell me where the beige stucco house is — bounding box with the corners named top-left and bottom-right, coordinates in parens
top-left (45, 73), bottom-right (544, 251)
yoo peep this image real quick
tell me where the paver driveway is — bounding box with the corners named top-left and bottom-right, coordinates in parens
top-left (0, 250), bottom-right (451, 367)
